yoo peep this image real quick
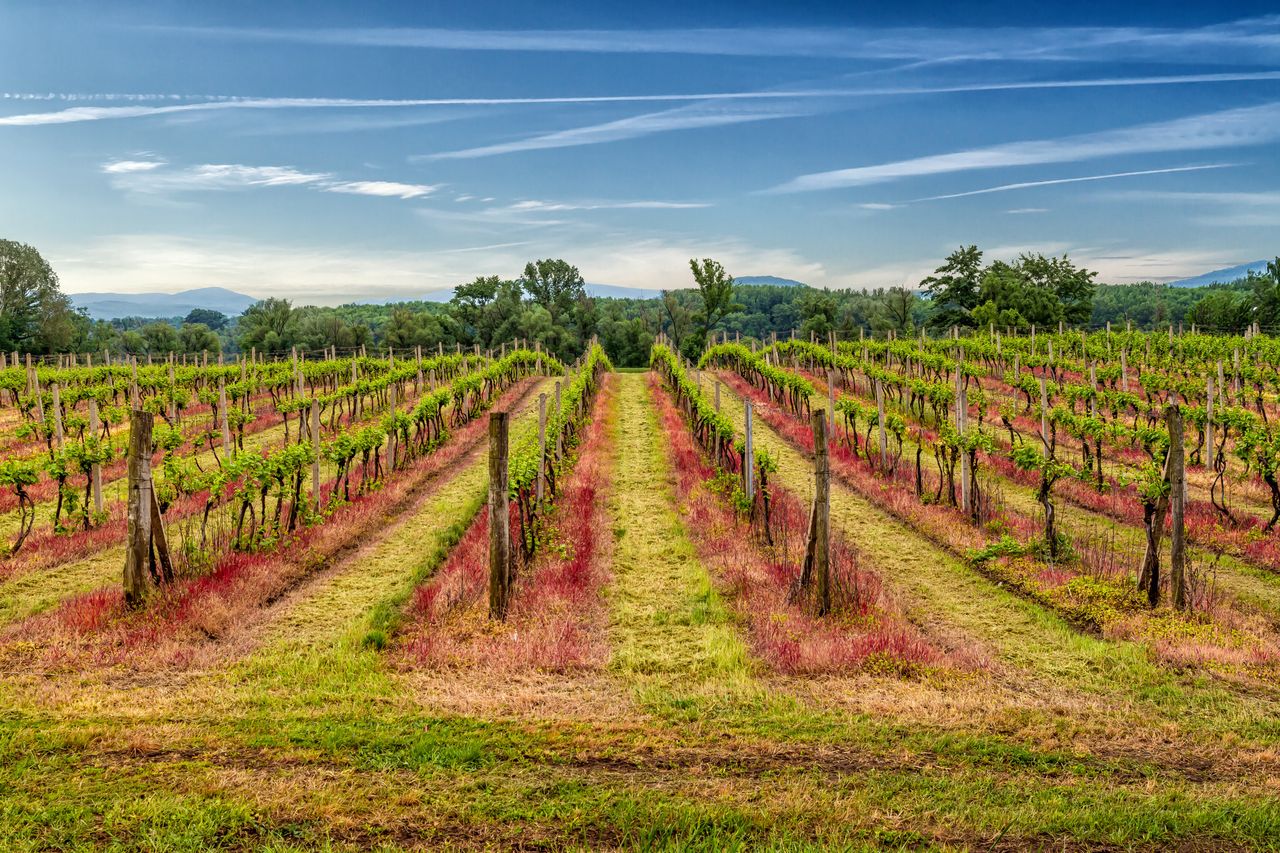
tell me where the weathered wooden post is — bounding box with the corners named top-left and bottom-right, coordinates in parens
top-left (827, 369), bottom-right (836, 433)
top-left (311, 398), bottom-right (321, 506)
top-left (1205, 376), bottom-right (1215, 471)
top-left (387, 383), bottom-right (398, 472)
top-left (1039, 377), bottom-right (1050, 455)
top-left (714, 380), bottom-right (721, 413)
top-left (875, 378), bottom-right (887, 470)
top-left (537, 393), bottom-right (548, 504)
top-left (1168, 404), bottom-right (1187, 611)
top-left (744, 401), bottom-right (755, 500)
top-left (124, 410), bottom-right (155, 607)
top-left (554, 381), bottom-right (563, 461)
top-left (88, 398), bottom-right (103, 516)
top-left (811, 412), bottom-right (832, 615)
top-left (218, 377), bottom-right (232, 460)
top-left (956, 368), bottom-right (969, 514)
top-left (488, 411), bottom-right (511, 620)
top-left (50, 383), bottom-right (64, 450)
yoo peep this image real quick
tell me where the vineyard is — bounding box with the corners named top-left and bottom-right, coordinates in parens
top-left (3, 330), bottom-right (1280, 850)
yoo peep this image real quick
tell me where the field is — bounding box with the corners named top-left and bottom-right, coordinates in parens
top-left (2, 330), bottom-right (1280, 851)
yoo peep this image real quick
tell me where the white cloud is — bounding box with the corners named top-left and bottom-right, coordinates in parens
top-left (771, 103), bottom-right (1280, 192)
top-left (153, 18), bottom-right (1280, 64)
top-left (6, 70), bottom-right (1280, 129)
top-left (52, 233), bottom-right (829, 301)
top-left (1006, 208), bottom-right (1048, 214)
top-left (425, 100), bottom-right (819, 159)
top-left (506, 199), bottom-right (709, 211)
top-left (912, 164), bottom-right (1236, 202)
top-left (101, 159), bottom-right (166, 173)
top-left (1105, 189), bottom-right (1280, 227)
top-left (108, 163), bottom-right (330, 194)
top-left (325, 180), bottom-right (437, 199)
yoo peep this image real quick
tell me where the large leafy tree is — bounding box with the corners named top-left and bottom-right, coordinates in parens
top-left (688, 258), bottom-right (743, 350)
top-left (236, 298), bottom-right (297, 354)
top-left (921, 245), bottom-right (984, 331)
top-left (520, 259), bottom-right (585, 358)
top-left (0, 239), bottom-right (79, 353)
top-left (1249, 257), bottom-right (1280, 329)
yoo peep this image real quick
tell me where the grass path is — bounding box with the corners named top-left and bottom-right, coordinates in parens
top-left (606, 372), bottom-right (755, 713)
top-left (713, 378), bottom-right (1280, 742)
top-left (215, 378), bottom-right (554, 714)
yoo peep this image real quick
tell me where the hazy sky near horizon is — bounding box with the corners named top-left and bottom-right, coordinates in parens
top-left (3, 1), bottom-right (1279, 303)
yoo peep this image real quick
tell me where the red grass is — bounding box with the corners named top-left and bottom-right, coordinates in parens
top-left (395, 376), bottom-right (616, 673)
top-left (650, 374), bottom-right (969, 675)
top-left (0, 377), bottom-right (546, 671)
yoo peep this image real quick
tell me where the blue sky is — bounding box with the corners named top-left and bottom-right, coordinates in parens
top-left (2, 1), bottom-right (1279, 303)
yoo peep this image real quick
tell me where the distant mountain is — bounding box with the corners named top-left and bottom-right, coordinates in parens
top-left (71, 287), bottom-right (258, 321)
top-left (1168, 261), bottom-right (1269, 289)
top-left (735, 275), bottom-right (807, 288)
top-left (585, 283), bottom-right (661, 300)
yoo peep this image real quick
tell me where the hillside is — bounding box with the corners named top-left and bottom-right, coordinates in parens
top-left (70, 287), bottom-right (258, 320)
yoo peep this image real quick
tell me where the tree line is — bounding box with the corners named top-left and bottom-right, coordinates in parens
top-left (4, 237), bottom-right (1278, 370)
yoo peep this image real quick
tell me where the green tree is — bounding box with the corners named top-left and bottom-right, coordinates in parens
top-left (0, 239), bottom-right (78, 353)
top-left (184, 308), bottom-right (228, 330)
top-left (688, 258), bottom-right (743, 350)
top-left (921, 245), bottom-right (984, 331)
top-left (140, 321), bottom-right (179, 353)
top-left (796, 287), bottom-right (837, 339)
top-left (178, 322), bottom-right (221, 354)
top-left (237, 298), bottom-right (297, 354)
top-left (520, 259), bottom-right (585, 358)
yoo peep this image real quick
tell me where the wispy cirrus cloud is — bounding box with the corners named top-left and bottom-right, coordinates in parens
top-left (325, 180), bottom-right (437, 199)
top-left (104, 161), bottom-right (330, 194)
top-left (100, 158), bottom-right (442, 203)
top-left (1105, 188), bottom-right (1280, 227)
top-left (150, 17), bottom-right (1280, 64)
top-left (507, 199), bottom-right (709, 211)
top-left (102, 158), bottom-right (167, 173)
top-left (6, 70), bottom-right (1280, 128)
top-left (424, 100), bottom-right (819, 159)
top-left (912, 163), bottom-right (1237, 202)
top-left (770, 103), bottom-right (1280, 193)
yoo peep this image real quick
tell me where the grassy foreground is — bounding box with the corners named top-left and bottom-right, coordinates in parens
top-left (0, 373), bottom-right (1278, 851)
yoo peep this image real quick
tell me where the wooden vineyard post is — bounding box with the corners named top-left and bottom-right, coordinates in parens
top-left (88, 399), bottom-right (103, 515)
top-left (488, 412), bottom-right (511, 620)
top-left (554, 381), bottom-right (563, 461)
top-left (1121, 349), bottom-right (1128, 392)
top-left (875, 379), bottom-right (887, 471)
top-left (956, 367), bottom-right (969, 514)
top-left (123, 410), bottom-right (155, 608)
top-left (714, 381), bottom-right (721, 413)
top-left (810, 413), bottom-right (832, 615)
top-left (167, 360), bottom-right (177, 424)
top-left (150, 484), bottom-right (174, 584)
top-left (50, 383), bottom-right (64, 450)
top-left (1205, 376), bottom-right (1215, 471)
top-left (311, 398), bottom-right (321, 508)
top-left (1168, 404), bottom-right (1187, 611)
top-left (537, 393), bottom-right (548, 504)
top-left (1039, 377), bottom-right (1050, 456)
top-left (219, 377), bottom-right (232, 461)
top-left (744, 401), bottom-right (755, 500)
top-left (387, 383), bottom-right (397, 473)
top-left (827, 369), bottom-right (836, 433)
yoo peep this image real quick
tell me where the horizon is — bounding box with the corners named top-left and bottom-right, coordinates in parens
top-left (4, 2), bottom-right (1279, 300)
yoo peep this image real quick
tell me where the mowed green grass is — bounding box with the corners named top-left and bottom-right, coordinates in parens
top-left (0, 373), bottom-right (1278, 850)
